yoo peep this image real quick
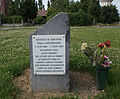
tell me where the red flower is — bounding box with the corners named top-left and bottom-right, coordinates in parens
top-left (102, 43), bottom-right (105, 46)
top-left (104, 40), bottom-right (111, 47)
top-left (98, 43), bottom-right (105, 48)
top-left (98, 43), bottom-right (102, 47)
top-left (98, 40), bottom-right (111, 48)
top-left (105, 62), bottom-right (108, 65)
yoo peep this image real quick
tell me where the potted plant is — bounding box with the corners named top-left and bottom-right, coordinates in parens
top-left (81, 40), bottom-right (112, 90)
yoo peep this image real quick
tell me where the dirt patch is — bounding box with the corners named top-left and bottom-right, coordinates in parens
top-left (14, 68), bottom-right (101, 99)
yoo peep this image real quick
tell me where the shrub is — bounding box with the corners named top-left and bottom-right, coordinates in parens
top-left (1, 15), bottom-right (8, 24)
top-left (34, 16), bottom-right (46, 24)
top-left (69, 9), bottom-right (93, 26)
top-left (1, 15), bottom-right (23, 24)
top-left (47, 12), bottom-right (58, 22)
top-left (46, 9), bottom-right (93, 26)
top-left (8, 16), bottom-right (23, 23)
top-left (34, 16), bottom-right (42, 24)
top-left (101, 5), bottom-right (119, 24)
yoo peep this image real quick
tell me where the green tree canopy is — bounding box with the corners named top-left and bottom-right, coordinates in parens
top-left (8, 0), bottom-right (20, 15)
top-left (47, 0), bottom-right (51, 9)
top-left (101, 5), bottom-right (119, 23)
top-left (66, 1), bottom-right (80, 13)
top-left (50, 0), bottom-right (55, 4)
top-left (38, 0), bottom-right (43, 10)
top-left (51, 0), bottom-right (69, 12)
top-left (87, 0), bottom-right (101, 24)
top-left (20, 0), bottom-right (38, 22)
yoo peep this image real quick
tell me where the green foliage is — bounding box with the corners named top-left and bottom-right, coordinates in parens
top-left (0, 68), bottom-right (19, 99)
top-left (8, 1), bottom-right (16, 15)
top-left (1, 15), bottom-right (23, 24)
top-left (38, 0), bottom-right (43, 10)
top-left (66, 1), bottom-right (80, 13)
top-left (50, 0), bottom-right (69, 12)
top-left (87, 1), bottom-right (101, 24)
top-left (0, 27), bottom-right (120, 98)
top-left (69, 9), bottom-right (93, 26)
top-left (8, 16), bottom-right (23, 23)
top-left (1, 15), bottom-right (8, 24)
top-left (101, 5), bottom-right (119, 24)
top-left (35, 1), bottom-right (38, 12)
top-left (50, 0), bottom-right (55, 4)
top-left (95, 85), bottom-right (120, 99)
top-left (70, 27), bottom-right (120, 99)
top-left (34, 16), bottom-right (42, 24)
top-left (47, 7), bottom-right (59, 21)
top-left (20, 0), bottom-right (38, 22)
top-left (8, 0), bottom-right (20, 16)
top-left (80, 0), bottom-right (90, 12)
top-left (47, 0), bottom-right (100, 26)
top-left (47, 0), bottom-right (119, 25)
top-left (0, 28), bottom-right (37, 98)
top-left (47, 0), bottom-right (51, 9)
top-left (47, 7), bottom-right (56, 16)
top-left (8, 0), bottom-right (38, 23)
top-left (34, 16), bottom-right (46, 24)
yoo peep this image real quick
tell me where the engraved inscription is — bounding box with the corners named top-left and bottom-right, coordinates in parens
top-left (32, 35), bottom-right (65, 75)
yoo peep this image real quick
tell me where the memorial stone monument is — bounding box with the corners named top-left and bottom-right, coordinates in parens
top-left (29, 12), bottom-right (70, 92)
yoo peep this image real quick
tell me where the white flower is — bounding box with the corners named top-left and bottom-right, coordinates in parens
top-left (81, 43), bottom-right (87, 50)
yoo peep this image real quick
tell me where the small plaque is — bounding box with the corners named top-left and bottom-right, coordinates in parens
top-left (32, 35), bottom-right (66, 75)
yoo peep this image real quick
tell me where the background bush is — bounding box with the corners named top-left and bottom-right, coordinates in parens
top-left (1, 15), bottom-right (23, 24)
top-left (47, 0), bottom-right (119, 26)
top-left (69, 10), bottom-right (93, 26)
top-left (34, 16), bottom-right (42, 24)
top-left (1, 15), bottom-right (8, 24)
top-left (34, 16), bottom-right (46, 24)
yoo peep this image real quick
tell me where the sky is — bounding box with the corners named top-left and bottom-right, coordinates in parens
top-left (112, 0), bottom-right (120, 14)
top-left (37, 0), bottom-right (120, 14)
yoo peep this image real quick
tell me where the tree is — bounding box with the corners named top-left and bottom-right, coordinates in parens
top-left (8, 0), bottom-right (16, 15)
top-left (69, 9), bottom-right (93, 26)
top-left (101, 5), bottom-right (119, 23)
top-left (42, 4), bottom-right (45, 10)
top-left (8, 0), bottom-right (23, 16)
top-left (51, 0), bottom-right (69, 12)
top-left (80, 0), bottom-right (90, 12)
top-left (50, 0), bottom-right (55, 4)
top-left (35, 1), bottom-right (38, 10)
top-left (66, 1), bottom-right (81, 13)
top-left (20, 0), bottom-right (38, 22)
top-left (8, 0), bottom-right (19, 15)
top-left (38, 0), bottom-right (43, 10)
top-left (87, 0), bottom-right (101, 24)
top-left (47, 0), bottom-right (50, 9)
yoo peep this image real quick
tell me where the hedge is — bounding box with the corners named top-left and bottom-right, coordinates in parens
top-left (34, 16), bottom-right (46, 24)
top-left (1, 15), bottom-right (23, 24)
top-left (46, 9), bottom-right (93, 26)
top-left (69, 10), bottom-right (93, 26)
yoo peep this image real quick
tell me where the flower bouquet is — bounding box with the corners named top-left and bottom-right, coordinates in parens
top-left (81, 40), bottom-right (112, 67)
top-left (81, 40), bottom-right (112, 90)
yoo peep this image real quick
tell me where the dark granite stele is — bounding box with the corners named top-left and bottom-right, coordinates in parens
top-left (29, 12), bottom-right (70, 92)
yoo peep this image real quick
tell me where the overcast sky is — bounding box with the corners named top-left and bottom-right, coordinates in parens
top-left (37, 0), bottom-right (120, 14)
top-left (112, 0), bottom-right (120, 14)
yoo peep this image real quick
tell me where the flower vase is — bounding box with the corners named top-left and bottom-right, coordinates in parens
top-left (95, 66), bottom-right (111, 90)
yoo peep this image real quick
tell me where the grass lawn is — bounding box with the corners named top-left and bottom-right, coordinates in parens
top-left (0, 27), bottom-right (120, 99)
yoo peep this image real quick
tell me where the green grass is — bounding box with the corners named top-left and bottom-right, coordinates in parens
top-left (0, 28), bottom-right (36, 99)
top-left (0, 27), bottom-right (120, 99)
top-left (70, 27), bottom-right (120, 99)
